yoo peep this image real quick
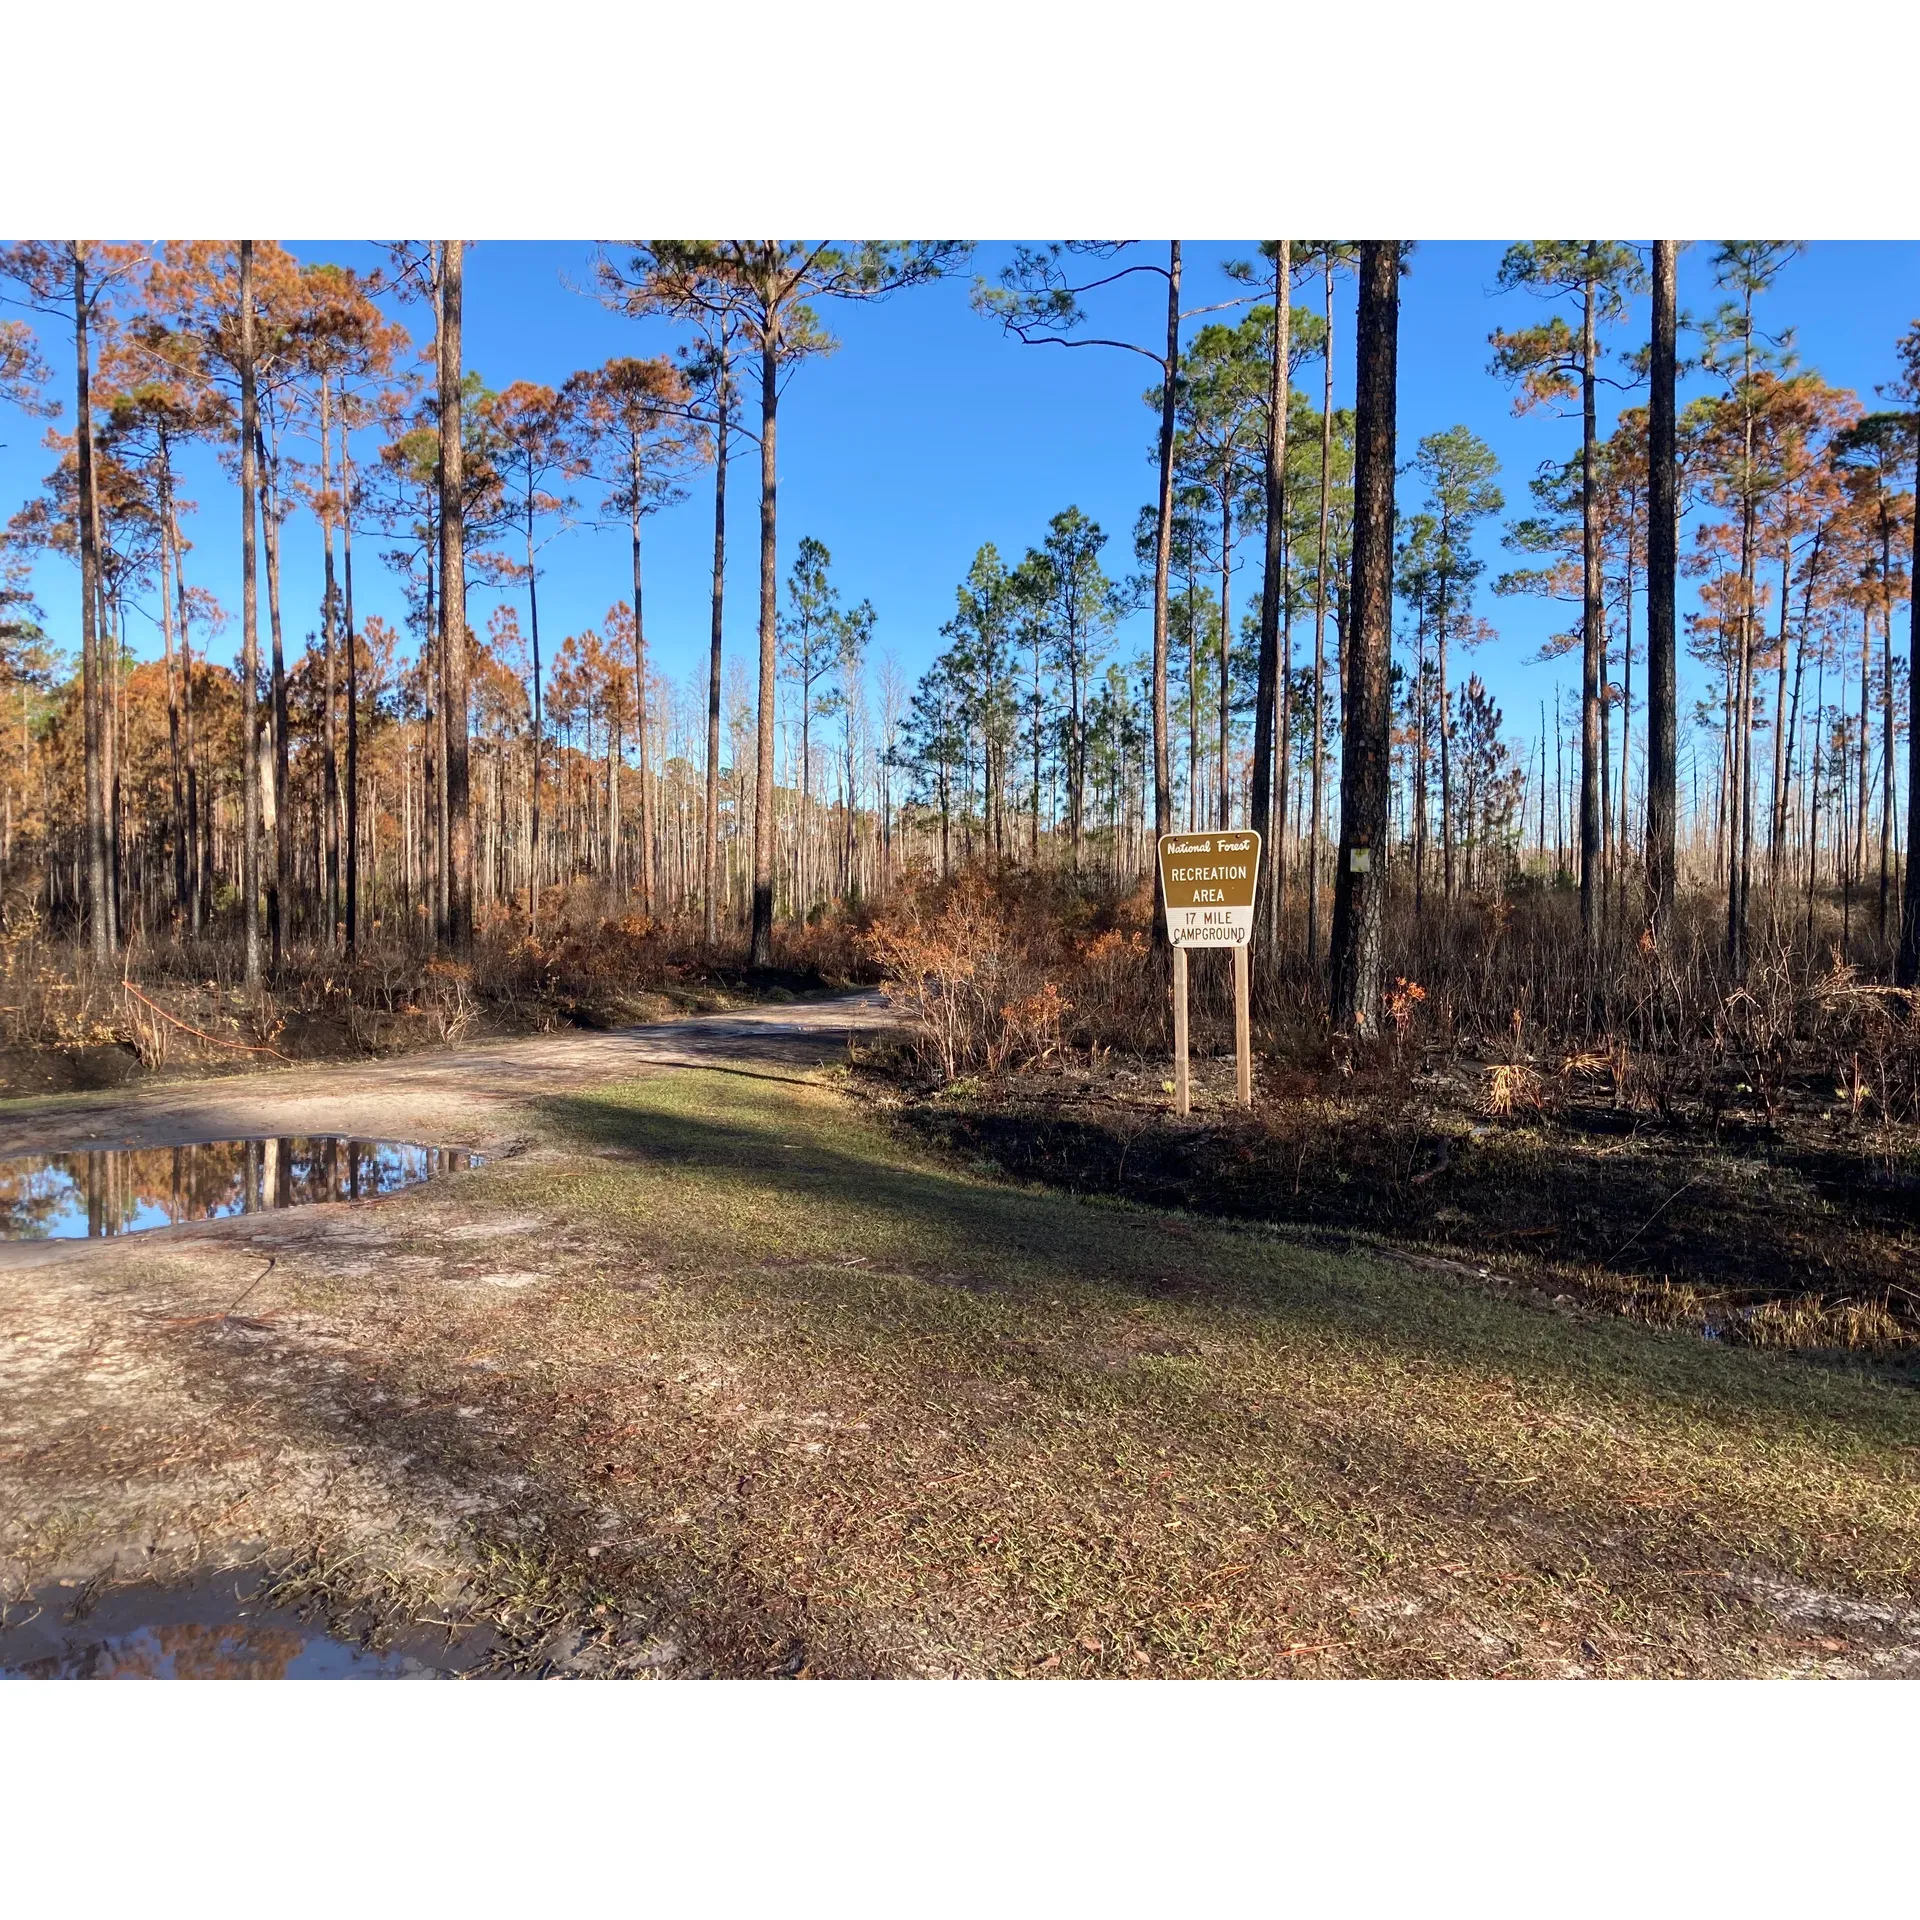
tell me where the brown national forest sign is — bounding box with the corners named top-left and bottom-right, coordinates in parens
top-left (1157, 832), bottom-right (1261, 948)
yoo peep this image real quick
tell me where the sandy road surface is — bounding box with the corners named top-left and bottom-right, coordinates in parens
top-left (0, 990), bottom-right (905, 1674)
top-left (0, 991), bottom-right (891, 1270)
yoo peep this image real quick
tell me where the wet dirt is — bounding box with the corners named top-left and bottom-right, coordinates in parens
top-left (0, 993), bottom-right (888, 1273)
top-left (0, 992), bottom-right (894, 1677)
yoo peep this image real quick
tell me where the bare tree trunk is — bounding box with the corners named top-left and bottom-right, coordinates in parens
top-left (343, 435), bottom-right (361, 957)
top-left (1580, 255), bottom-right (1604, 961)
top-left (423, 539), bottom-right (442, 944)
top-left (1879, 500), bottom-right (1896, 937)
top-left (1898, 432), bottom-right (1920, 986)
top-left (703, 341), bottom-right (729, 946)
top-left (1250, 241), bottom-right (1290, 939)
top-left (1728, 287), bottom-right (1761, 981)
top-left (1217, 488), bottom-right (1232, 826)
top-left (1030, 624), bottom-right (1044, 861)
top-left (607, 714), bottom-right (620, 888)
top-left (750, 332), bottom-right (779, 968)
top-left (1330, 242), bottom-right (1398, 1036)
top-left (1308, 256), bottom-right (1335, 966)
top-left (516, 488), bottom-right (544, 937)
top-left (1413, 611), bottom-right (1429, 912)
top-left (261, 434), bottom-right (290, 971)
top-left (439, 240), bottom-right (473, 957)
top-left (1728, 504), bottom-right (1757, 980)
top-left (239, 241), bottom-right (262, 989)
top-left (157, 442), bottom-right (187, 925)
top-left (320, 376), bottom-right (342, 946)
top-left (1778, 528), bottom-right (1824, 884)
top-left (70, 249), bottom-right (112, 967)
top-left (1186, 572), bottom-right (1199, 830)
top-left (1854, 605), bottom-right (1872, 898)
top-left (1437, 572), bottom-right (1454, 898)
top-left (175, 500), bottom-right (202, 933)
top-left (1150, 242), bottom-right (1181, 848)
top-left (632, 499), bottom-right (654, 910)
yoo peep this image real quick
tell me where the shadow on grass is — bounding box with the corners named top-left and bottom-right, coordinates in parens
top-left (533, 1072), bottom-right (1920, 1457)
top-left (82, 1061), bottom-right (1918, 1680)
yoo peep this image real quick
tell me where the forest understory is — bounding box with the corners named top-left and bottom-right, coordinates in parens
top-left (874, 1053), bottom-right (1920, 1364)
top-left (857, 866), bottom-right (1920, 1362)
top-left (0, 879), bottom-right (868, 1096)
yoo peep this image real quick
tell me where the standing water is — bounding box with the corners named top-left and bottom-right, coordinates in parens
top-left (0, 1137), bottom-right (481, 1240)
top-left (0, 1572), bottom-right (498, 1678)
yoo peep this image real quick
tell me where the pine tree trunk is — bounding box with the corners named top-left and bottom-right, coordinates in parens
top-left (1879, 501), bottom-right (1896, 936)
top-left (1769, 541), bottom-right (1792, 871)
top-left (633, 500), bottom-right (653, 910)
top-left (239, 241), bottom-right (262, 989)
top-left (1898, 434), bottom-right (1920, 986)
top-left (1150, 242), bottom-right (1181, 847)
top-left (343, 435), bottom-right (360, 956)
top-left (1579, 257), bottom-right (1604, 962)
top-left (1728, 287), bottom-right (1761, 981)
top-left (320, 376), bottom-right (342, 946)
top-left (176, 505), bottom-right (202, 932)
top-left (1308, 257), bottom-right (1335, 966)
top-left (1414, 613), bottom-right (1429, 914)
top-left (524, 485), bottom-right (544, 936)
top-left (1619, 528), bottom-right (1637, 910)
top-left (1780, 531), bottom-right (1822, 883)
top-left (1437, 565), bottom-right (1454, 898)
top-left (87, 399), bottom-right (121, 954)
top-left (262, 434), bottom-right (290, 971)
top-left (70, 249), bottom-right (112, 966)
top-left (1186, 570), bottom-right (1198, 829)
top-left (439, 240), bottom-right (473, 957)
top-left (1217, 488), bottom-right (1232, 827)
top-left (1030, 628), bottom-right (1043, 862)
top-left (157, 443), bottom-right (187, 924)
top-left (608, 716), bottom-right (620, 889)
top-left (103, 579), bottom-right (123, 946)
top-left (1329, 242), bottom-right (1398, 1036)
top-left (798, 690), bottom-right (812, 918)
top-left (750, 331), bottom-right (779, 968)
top-left (1250, 242), bottom-right (1290, 936)
top-left (1854, 607), bottom-right (1872, 896)
top-left (703, 343), bottom-right (728, 946)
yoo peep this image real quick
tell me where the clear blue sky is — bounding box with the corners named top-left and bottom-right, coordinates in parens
top-left (5, 240), bottom-right (1917, 761)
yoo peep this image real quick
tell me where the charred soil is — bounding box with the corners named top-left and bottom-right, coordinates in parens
top-left (870, 1040), bottom-right (1920, 1361)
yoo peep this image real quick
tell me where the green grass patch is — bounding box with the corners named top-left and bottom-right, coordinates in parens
top-left (482, 1067), bottom-right (1920, 1676)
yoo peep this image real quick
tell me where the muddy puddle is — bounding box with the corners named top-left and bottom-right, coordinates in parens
top-left (0, 1137), bottom-right (481, 1240)
top-left (0, 1573), bottom-right (500, 1679)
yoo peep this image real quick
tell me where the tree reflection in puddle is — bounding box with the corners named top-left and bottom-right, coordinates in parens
top-left (0, 1138), bottom-right (481, 1240)
top-left (0, 1576), bottom-right (496, 1679)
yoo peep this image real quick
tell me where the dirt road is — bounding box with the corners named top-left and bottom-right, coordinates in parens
top-left (0, 990), bottom-right (890, 1173)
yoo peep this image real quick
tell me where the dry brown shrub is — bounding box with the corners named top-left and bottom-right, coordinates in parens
top-left (863, 867), bottom-right (1159, 1081)
top-left (998, 980), bottom-right (1072, 1071)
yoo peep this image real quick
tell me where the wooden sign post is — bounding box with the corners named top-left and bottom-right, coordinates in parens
top-left (1157, 830), bottom-right (1261, 1116)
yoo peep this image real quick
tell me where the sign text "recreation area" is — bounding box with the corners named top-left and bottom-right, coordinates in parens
top-left (1157, 833), bottom-right (1259, 947)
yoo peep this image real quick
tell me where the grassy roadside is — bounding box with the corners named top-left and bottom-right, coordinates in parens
top-left (7, 1062), bottom-right (1919, 1677)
